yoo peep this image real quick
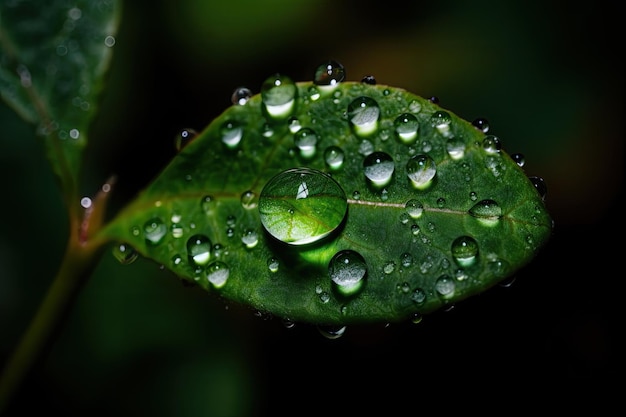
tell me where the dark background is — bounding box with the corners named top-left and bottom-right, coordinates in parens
top-left (1, 0), bottom-right (622, 415)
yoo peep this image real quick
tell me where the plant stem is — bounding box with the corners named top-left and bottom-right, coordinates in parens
top-left (0, 181), bottom-right (112, 414)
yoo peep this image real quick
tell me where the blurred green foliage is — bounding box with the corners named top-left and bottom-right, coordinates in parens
top-left (1, 0), bottom-right (621, 415)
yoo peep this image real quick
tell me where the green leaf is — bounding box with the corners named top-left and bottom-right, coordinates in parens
top-left (99, 70), bottom-right (553, 325)
top-left (0, 0), bottom-right (121, 200)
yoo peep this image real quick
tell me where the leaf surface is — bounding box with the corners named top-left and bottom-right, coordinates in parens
top-left (0, 0), bottom-right (120, 199)
top-left (100, 74), bottom-right (553, 325)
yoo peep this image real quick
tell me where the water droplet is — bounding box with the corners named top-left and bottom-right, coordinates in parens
top-left (313, 59), bottom-right (345, 91)
top-left (363, 151), bottom-right (394, 188)
top-left (231, 86), bottom-right (252, 105)
top-left (329, 250), bottom-right (367, 297)
top-left (187, 234), bottom-right (212, 266)
top-left (112, 243), bottom-right (138, 264)
top-left (437, 197), bottom-right (446, 208)
top-left (261, 73), bottom-right (296, 119)
top-left (143, 217), bottom-right (167, 245)
top-left (206, 261), bottom-right (229, 288)
top-left (408, 100), bottom-right (422, 113)
top-left (294, 127), bottom-right (318, 159)
top-left (394, 113), bottom-right (419, 144)
top-left (511, 153), bottom-right (525, 167)
top-left (383, 261), bottom-right (396, 274)
top-left (429, 96), bottom-right (439, 104)
top-left (241, 228), bottom-right (259, 249)
top-left (201, 195), bottom-right (216, 215)
top-left (406, 154), bottom-right (437, 189)
top-left (324, 146), bottom-right (345, 170)
top-left (451, 236), bottom-right (479, 267)
top-left (171, 254), bottom-right (183, 267)
top-left (317, 325), bottom-right (346, 340)
top-left (405, 199), bottom-right (424, 219)
top-left (529, 176), bottom-right (547, 200)
top-left (482, 135), bottom-right (501, 153)
top-left (435, 274), bottom-right (455, 298)
top-left (411, 288), bottom-right (427, 304)
top-left (267, 257), bottom-right (280, 273)
top-left (170, 222), bottom-right (184, 238)
top-left (400, 252), bottom-right (413, 267)
top-left (468, 199), bottom-right (502, 226)
top-left (241, 190), bottom-right (258, 209)
top-left (430, 111), bottom-right (452, 137)
top-left (259, 168), bottom-right (348, 245)
top-left (307, 86), bottom-right (321, 101)
top-left (220, 120), bottom-right (243, 149)
top-left (174, 128), bottom-right (197, 151)
top-left (361, 75), bottom-right (376, 84)
top-left (446, 137), bottom-right (465, 160)
top-left (472, 117), bottom-right (490, 133)
top-left (347, 96), bottom-right (380, 137)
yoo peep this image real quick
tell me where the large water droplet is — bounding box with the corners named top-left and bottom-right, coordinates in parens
top-left (347, 96), bottom-right (380, 137)
top-left (187, 234), bottom-right (212, 266)
top-left (394, 113), bottom-right (419, 144)
top-left (406, 154), bottom-right (437, 189)
top-left (329, 250), bottom-right (367, 297)
top-left (294, 127), bottom-right (318, 159)
top-left (259, 168), bottom-right (348, 245)
top-left (468, 199), bottom-right (502, 226)
top-left (313, 59), bottom-right (345, 91)
top-left (363, 151), bottom-right (394, 188)
top-left (261, 73), bottom-right (297, 119)
top-left (144, 217), bottom-right (167, 245)
top-left (451, 235), bottom-right (479, 267)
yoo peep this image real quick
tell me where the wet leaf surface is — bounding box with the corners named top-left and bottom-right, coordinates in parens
top-left (100, 75), bottom-right (553, 325)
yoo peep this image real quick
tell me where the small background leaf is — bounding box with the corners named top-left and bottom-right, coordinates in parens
top-left (0, 0), bottom-right (120, 199)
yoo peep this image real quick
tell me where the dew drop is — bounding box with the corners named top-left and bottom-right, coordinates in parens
top-left (259, 168), bottom-right (348, 245)
top-left (187, 234), bottom-right (212, 266)
top-left (406, 154), bottom-right (437, 189)
top-left (363, 151), bottom-right (394, 188)
top-left (206, 261), bottom-right (229, 288)
top-left (231, 86), bottom-right (252, 105)
top-left (430, 111), bottom-right (452, 137)
top-left (241, 190), bottom-right (258, 209)
top-left (482, 135), bottom-right (501, 154)
top-left (347, 96), bottom-right (380, 137)
top-left (324, 146), bottom-right (345, 170)
top-left (435, 274), bottom-right (455, 298)
top-left (294, 127), bottom-right (318, 159)
top-left (170, 223), bottom-right (184, 238)
top-left (267, 257), bottom-right (280, 273)
top-left (174, 128), bottom-right (197, 151)
top-left (317, 325), bottom-right (346, 340)
top-left (468, 199), bottom-right (502, 226)
top-left (383, 261), bottom-right (396, 274)
top-left (329, 250), bottom-right (367, 297)
top-left (529, 176), bottom-right (547, 200)
top-left (241, 228), bottom-right (259, 249)
top-left (411, 288), bottom-right (427, 304)
top-left (472, 117), bottom-right (490, 133)
top-left (394, 113), bottom-right (419, 144)
top-left (143, 217), bottom-right (167, 245)
top-left (261, 73), bottom-right (296, 119)
top-left (361, 75), bottom-right (376, 84)
top-left (446, 137), bottom-right (465, 160)
top-left (511, 153), bottom-right (525, 167)
top-left (313, 59), bottom-right (345, 91)
top-left (405, 199), bottom-right (424, 219)
top-left (451, 235), bottom-right (479, 267)
top-left (201, 195), bottom-right (216, 215)
top-left (220, 120), bottom-right (243, 149)
top-left (112, 243), bottom-right (138, 264)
